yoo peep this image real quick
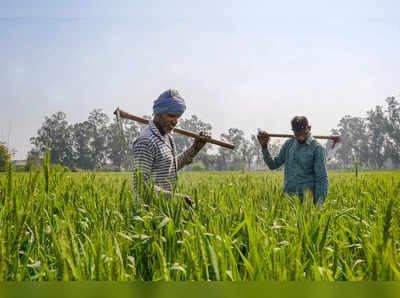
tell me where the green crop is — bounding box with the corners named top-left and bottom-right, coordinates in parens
top-left (0, 166), bottom-right (399, 281)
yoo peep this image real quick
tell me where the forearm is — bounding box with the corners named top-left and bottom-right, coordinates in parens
top-left (314, 176), bottom-right (329, 204)
top-left (176, 145), bottom-right (198, 170)
top-left (314, 148), bottom-right (329, 204)
top-left (262, 146), bottom-right (282, 170)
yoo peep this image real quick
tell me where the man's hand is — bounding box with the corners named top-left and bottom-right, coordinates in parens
top-left (192, 131), bottom-right (211, 151)
top-left (331, 136), bottom-right (341, 149)
top-left (257, 130), bottom-right (270, 148)
top-left (183, 194), bottom-right (193, 206)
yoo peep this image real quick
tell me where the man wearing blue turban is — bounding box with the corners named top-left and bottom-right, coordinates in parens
top-left (133, 89), bottom-right (210, 206)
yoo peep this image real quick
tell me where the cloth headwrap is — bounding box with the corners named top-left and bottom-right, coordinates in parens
top-left (153, 89), bottom-right (187, 115)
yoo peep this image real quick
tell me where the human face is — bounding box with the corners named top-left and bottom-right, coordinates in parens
top-left (157, 112), bottom-right (181, 134)
top-left (293, 128), bottom-right (310, 144)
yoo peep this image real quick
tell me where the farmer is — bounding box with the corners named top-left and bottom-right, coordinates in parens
top-left (132, 89), bottom-right (210, 206)
top-left (257, 116), bottom-right (329, 205)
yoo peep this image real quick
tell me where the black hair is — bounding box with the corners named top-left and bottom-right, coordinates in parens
top-left (291, 116), bottom-right (310, 132)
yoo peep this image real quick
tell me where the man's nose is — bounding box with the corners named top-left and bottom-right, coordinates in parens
top-left (171, 118), bottom-right (178, 126)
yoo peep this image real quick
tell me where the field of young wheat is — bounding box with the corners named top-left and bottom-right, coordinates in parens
top-left (0, 162), bottom-right (399, 281)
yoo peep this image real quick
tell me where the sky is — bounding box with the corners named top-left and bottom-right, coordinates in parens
top-left (1, 0), bottom-right (399, 159)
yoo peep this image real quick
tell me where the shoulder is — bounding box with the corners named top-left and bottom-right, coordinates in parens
top-left (282, 138), bottom-right (295, 148)
top-left (133, 128), bottom-right (159, 151)
top-left (310, 139), bottom-right (325, 154)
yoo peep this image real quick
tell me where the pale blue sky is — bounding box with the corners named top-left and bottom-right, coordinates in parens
top-left (1, 1), bottom-right (399, 159)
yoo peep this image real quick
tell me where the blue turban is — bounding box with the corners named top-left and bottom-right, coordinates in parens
top-left (153, 89), bottom-right (187, 115)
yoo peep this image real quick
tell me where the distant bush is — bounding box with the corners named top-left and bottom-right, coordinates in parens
top-left (25, 149), bottom-right (41, 172)
top-left (96, 164), bottom-right (121, 172)
top-left (189, 161), bottom-right (206, 171)
top-left (0, 144), bottom-right (11, 172)
top-left (51, 163), bottom-right (68, 173)
top-left (72, 166), bottom-right (81, 173)
top-left (16, 166), bottom-right (26, 172)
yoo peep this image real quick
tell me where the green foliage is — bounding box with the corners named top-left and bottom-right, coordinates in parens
top-left (43, 149), bottom-right (50, 194)
top-left (30, 111), bottom-right (75, 168)
top-left (31, 110), bottom-right (140, 171)
top-left (354, 160), bottom-right (359, 180)
top-left (0, 169), bottom-right (399, 281)
top-left (189, 161), bottom-right (206, 172)
top-left (72, 166), bottom-right (81, 173)
top-left (25, 149), bottom-right (41, 172)
top-left (15, 166), bottom-right (25, 172)
top-left (332, 96), bottom-right (400, 169)
top-left (29, 96), bottom-right (400, 172)
top-left (0, 144), bottom-right (11, 172)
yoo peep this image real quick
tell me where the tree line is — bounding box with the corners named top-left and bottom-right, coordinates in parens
top-left (330, 96), bottom-right (400, 170)
top-left (1, 96), bottom-right (399, 172)
top-left (24, 109), bottom-right (282, 172)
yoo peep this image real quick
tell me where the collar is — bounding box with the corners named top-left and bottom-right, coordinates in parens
top-left (295, 136), bottom-right (313, 146)
top-left (149, 121), bottom-right (173, 150)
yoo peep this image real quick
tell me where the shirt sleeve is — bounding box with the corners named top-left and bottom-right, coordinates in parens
top-left (313, 145), bottom-right (329, 204)
top-left (262, 140), bottom-right (289, 170)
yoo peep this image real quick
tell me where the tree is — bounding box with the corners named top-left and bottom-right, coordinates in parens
top-left (217, 128), bottom-right (246, 170)
top-left (251, 134), bottom-right (263, 170)
top-left (189, 161), bottom-right (206, 171)
top-left (88, 109), bottom-right (110, 169)
top-left (30, 111), bottom-right (74, 168)
top-left (107, 118), bottom-right (139, 170)
top-left (0, 142), bottom-right (11, 172)
top-left (330, 96), bottom-right (400, 170)
top-left (72, 121), bottom-right (95, 170)
top-left (174, 115), bottom-right (213, 152)
top-left (173, 115), bottom-right (213, 170)
top-left (385, 96), bottom-right (400, 168)
top-left (331, 116), bottom-right (370, 169)
top-left (25, 149), bottom-right (41, 171)
top-left (366, 105), bottom-right (389, 169)
top-left (239, 139), bottom-right (254, 170)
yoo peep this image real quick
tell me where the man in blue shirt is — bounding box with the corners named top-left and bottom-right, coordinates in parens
top-left (257, 116), bottom-right (329, 205)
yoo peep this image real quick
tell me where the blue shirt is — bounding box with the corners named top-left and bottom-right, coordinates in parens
top-left (262, 138), bottom-right (329, 204)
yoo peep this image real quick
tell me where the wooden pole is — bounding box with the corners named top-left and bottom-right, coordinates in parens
top-left (267, 133), bottom-right (340, 142)
top-left (114, 108), bottom-right (235, 150)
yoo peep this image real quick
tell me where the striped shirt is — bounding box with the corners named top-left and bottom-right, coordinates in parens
top-left (132, 121), bottom-right (196, 195)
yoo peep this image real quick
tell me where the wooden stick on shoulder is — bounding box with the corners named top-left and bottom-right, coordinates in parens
top-left (266, 133), bottom-right (341, 142)
top-left (114, 108), bottom-right (235, 150)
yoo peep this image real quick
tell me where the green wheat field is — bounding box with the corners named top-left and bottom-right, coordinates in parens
top-left (0, 162), bottom-right (399, 281)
